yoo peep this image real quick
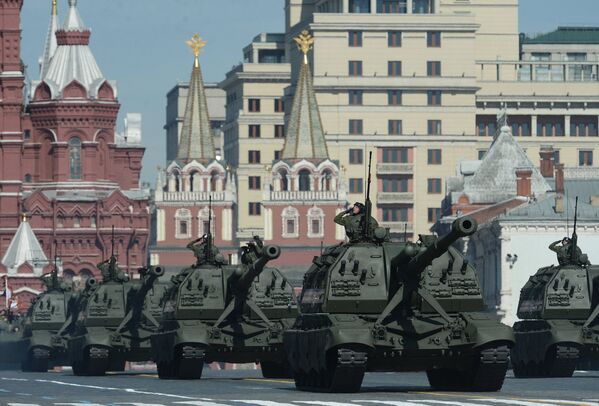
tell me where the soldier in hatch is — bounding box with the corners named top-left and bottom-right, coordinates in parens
top-left (97, 255), bottom-right (129, 282)
top-left (187, 235), bottom-right (221, 267)
top-left (334, 202), bottom-right (379, 243)
top-left (549, 237), bottom-right (589, 266)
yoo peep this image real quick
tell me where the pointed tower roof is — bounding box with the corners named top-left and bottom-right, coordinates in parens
top-left (1, 216), bottom-right (48, 270)
top-left (39, 0), bottom-right (58, 78)
top-left (41, 0), bottom-right (110, 99)
top-left (176, 34), bottom-right (216, 165)
top-left (464, 125), bottom-right (552, 202)
top-left (281, 30), bottom-right (329, 161)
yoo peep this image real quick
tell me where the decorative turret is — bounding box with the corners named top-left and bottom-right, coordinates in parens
top-left (39, 0), bottom-right (58, 78)
top-left (1, 215), bottom-right (48, 276)
top-left (176, 34), bottom-right (216, 165)
top-left (281, 30), bottom-right (329, 161)
top-left (35, 0), bottom-right (116, 100)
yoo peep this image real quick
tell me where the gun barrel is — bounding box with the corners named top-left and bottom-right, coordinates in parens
top-left (235, 244), bottom-right (281, 293)
top-left (405, 216), bottom-right (477, 276)
top-left (136, 266), bottom-right (164, 300)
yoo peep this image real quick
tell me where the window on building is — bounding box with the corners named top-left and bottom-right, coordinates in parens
top-left (427, 90), bottom-right (442, 106)
top-left (68, 137), bottom-right (82, 180)
top-left (382, 147), bottom-right (409, 163)
top-left (282, 207), bottom-right (299, 237)
top-left (248, 98), bottom-right (261, 112)
top-left (308, 207), bottom-right (324, 238)
top-left (553, 150), bottom-right (561, 164)
top-left (378, 0), bottom-right (407, 13)
top-left (91, 216), bottom-right (96, 228)
top-left (427, 31), bottom-right (441, 47)
top-left (349, 60), bottom-right (363, 76)
top-left (537, 116), bottom-right (564, 137)
top-left (478, 150), bottom-right (487, 160)
top-left (274, 150), bottom-right (282, 160)
top-left (388, 120), bottom-right (402, 135)
top-left (476, 115), bottom-right (497, 137)
top-left (74, 215), bottom-right (81, 228)
top-left (427, 61), bottom-right (441, 77)
top-left (388, 61), bottom-right (402, 76)
top-left (570, 116), bottom-right (598, 137)
top-left (428, 207), bottom-right (442, 223)
top-left (349, 31), bottom-right (362, 47)
top-left (23, 130), bottom-right (31, 140)
top-left (428, 119), bottom-right (442, 135)
top-left (382, 177), bottom-right (409, 192)
top-left (349, 90), bottom-right (363, 105)
top-left (275, 125), bottom-right (285, 138)
top-left (349, 149), bottom-right (364, 164)
top-left (511, 116), bottom-right (532, 137)
top-left (175, 208), bottom-right (192, 239)
top-left (349, 0), bottom-right (371, 13)
top-left (24, 174), bottom-right (32, 183)
top-left (249, 124), bottom-right (261, 138)
top-left (311, 219), bottom-right (321, 235)
top-left (248, 150), bottom-right (261, 164)
top-left (388, 30), bottom-right (402, 46)
top-left (249, 202), bottom-right (261, 216)
top-left (57, 215), bottom-right (64, 228)
top-left (248, 176), bottom-right (261, 190)
top-left (428, 149), bottom-right (442, 164)
top-left (349, 178), bottom-right (363, 193)
top-left (274, 98), bottom-right (284, 113)
top-left (382, 207), bottom-right (408, 222)
top-left (349, 119), bottom-right (363, 135)
top-left (298, 169), bottom-right (312, 192)
top-left (579, 150), bottom-right (593, 167)
top-left (413, 0), bottom-right (434, 13)
top-left (427, 178), bottom-right (442, 194)
top-left (388, 90), bottom-right (402, 106)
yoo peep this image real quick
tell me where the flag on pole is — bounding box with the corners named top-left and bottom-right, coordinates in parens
top-left (4, 275), bottom-right (10, 309)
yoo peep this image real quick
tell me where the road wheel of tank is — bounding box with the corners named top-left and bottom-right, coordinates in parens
top-left (21, 348), bottom-right (49, 373)
top-left (544, 345), bottom-right (578, 378)
top-left (260, 361), bottom-right (293, 379)
top-left (157, 360), bottom-right (175, 379)
top-left (174, 345), bottom-right (204, 379)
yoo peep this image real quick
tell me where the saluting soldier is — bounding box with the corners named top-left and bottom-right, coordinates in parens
top-left (549, 237), bottom-right (587, 266)
top-left (187, 235), bottom-right (221, 266)
top-left (334, 202), bottom-right (379, 243)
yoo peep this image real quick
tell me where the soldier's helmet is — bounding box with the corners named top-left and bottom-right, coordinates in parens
top-left (353, 202), bottom-right (365, 213)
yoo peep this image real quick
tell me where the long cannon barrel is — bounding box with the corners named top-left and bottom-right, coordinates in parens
top-left (135, 266), bottom-right (165, 302)
top-left (235, 244), bottom-right (281, 293)
top-left (405, 216), bottom-right (477, 276)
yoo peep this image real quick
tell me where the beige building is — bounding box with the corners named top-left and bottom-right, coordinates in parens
top-left (219, 33), bottom-right (291, 240)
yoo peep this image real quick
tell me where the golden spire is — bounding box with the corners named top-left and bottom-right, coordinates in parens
top-left (52, 0), bottom-right (57, 16)
top-left (186, 34), bottom-right (207, 68)
top-left (294, 30), bottom-right (315, 64)
top-left (21, 213), bottom-right (27, 223)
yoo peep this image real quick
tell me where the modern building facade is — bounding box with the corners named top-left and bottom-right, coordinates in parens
top-left (0, 0), bottom-right (150, 309)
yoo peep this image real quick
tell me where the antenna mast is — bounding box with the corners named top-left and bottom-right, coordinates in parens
top-left (206, 195), bottom-right (212, 262)
top-left (362, 151), bottom-right (373, 239)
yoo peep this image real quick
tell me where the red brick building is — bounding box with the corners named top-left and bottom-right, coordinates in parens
top-left (0, 0), bottom-right (150, 310)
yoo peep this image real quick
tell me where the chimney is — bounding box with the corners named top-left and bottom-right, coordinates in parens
top-left (555, 163), bottom-right (564, 194)
top-left (539, 148), bottom-right (555, 178)
top-left (515, 168), bottom-right (533, 197)
top-left (555, 194), bottom-right (565, 213)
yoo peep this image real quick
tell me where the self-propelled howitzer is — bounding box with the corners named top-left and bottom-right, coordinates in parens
top-left (20, 268), bottom-right (73, 372)
top-left (66, 261), bottom-right (168, 376)
top-left (151, 237), bottom-right (298, 380)
top-left (285, 216), bottom-right (514, 393)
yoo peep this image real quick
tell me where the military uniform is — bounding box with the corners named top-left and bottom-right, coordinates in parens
top-left (549, 240), bottom-right (585, 266)
top-left (334, 211), bottom-right (379, 243)
top-left (187, 238), bottom-right (220, 266)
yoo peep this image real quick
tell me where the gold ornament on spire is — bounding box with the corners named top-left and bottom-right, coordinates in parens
top-left (294, 30), bottom-right (315, 64)
top-left (52, 0), bottom-right (57, 16)
top-left (186, 34), bottom-right (207, 68)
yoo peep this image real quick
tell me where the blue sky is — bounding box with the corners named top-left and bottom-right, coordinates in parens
top-left (19, 0), bottom-right (599, 183)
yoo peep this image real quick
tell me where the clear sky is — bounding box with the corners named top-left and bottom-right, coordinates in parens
top-left (19, 0), bottom-right (599, 184)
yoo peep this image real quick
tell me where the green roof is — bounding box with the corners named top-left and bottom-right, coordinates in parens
top-left (524, 27), bottom-right (599, 44)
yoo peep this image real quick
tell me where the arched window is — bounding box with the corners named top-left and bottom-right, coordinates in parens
top-left (74, 215), bottom-right (81, 228)
top-left (322, 170), bottom-right (333, 191)
top-left (210, 171), bottom-right (219, 192)
top-left (278, 169), bottom-right (289, 191)
top-left (190, 171), bottom-right (201, 192)
top-left (298, 169), bottom-right (311, 192)
top-left (69, 137), bottom-right (82, 180)
top-left (24, 174), bottom-right (32, 183)
top-left (282, 206), bottom-right (299, 238)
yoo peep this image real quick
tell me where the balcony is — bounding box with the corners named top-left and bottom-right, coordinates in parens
top-left (377, 163), bottom-right (413, 174)
top-left (380, 221), bottom-right (413, 234)
top-left (377, 192), bottom-right (413, 203)
top-left (477, 60), bottom-right (599, 83)
top-left (161, 191), bottom-right (226, 202)
top-left (267, 190), bottom-right (340, 201)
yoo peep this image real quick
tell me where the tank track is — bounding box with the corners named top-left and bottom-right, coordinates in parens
top-left (21, 347), bottom-right (50, 373)
top-left (513, 344), bottom-right (579, 378)
top-left (294, 348), bottom-right (367, 393)
top-left (72, 346), bottom-right (110, 376)
top-left (427, 345), bottom-right (509, 391)
top-left (157, 345), bottom-right (205, 380)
